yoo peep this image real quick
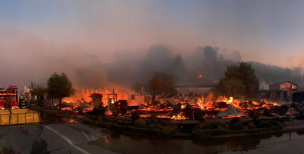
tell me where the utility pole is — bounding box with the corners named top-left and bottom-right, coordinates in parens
top-left (289, 85), bottom-right (292, 121)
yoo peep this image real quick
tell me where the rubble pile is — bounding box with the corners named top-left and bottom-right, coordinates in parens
top-left (56, 88), bottom-right (304, 121)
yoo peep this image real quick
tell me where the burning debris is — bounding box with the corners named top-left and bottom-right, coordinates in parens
top-left (55, 86), bottom-right (304, 122)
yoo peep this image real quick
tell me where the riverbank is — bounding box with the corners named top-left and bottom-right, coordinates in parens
top-left (80, 118), bottom-right (280, 140)
top-left (28, 106), bottom-right (304, 140)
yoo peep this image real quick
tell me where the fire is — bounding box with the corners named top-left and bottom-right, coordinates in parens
top-left (222, 115), bottom-right (242, 119)
top-left (227, 97), bottom-right (233, 104)
top-left (171, 113), bottom-right (186, 120)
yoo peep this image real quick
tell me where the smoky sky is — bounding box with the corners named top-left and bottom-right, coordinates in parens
top-left (2, 1), bottom-right (304, 92)
top-left (1, 30), bottom-right (304, 93)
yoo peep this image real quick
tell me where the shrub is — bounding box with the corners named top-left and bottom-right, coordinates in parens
top-left (147, 124), bottom-right (162, 131)
top-left (96, 121), bottom-right (104, 127)
top-left (248, 123), bottom-right (256, 129)
top-left (250, 110), bottom-right (260, 122)
top-left (111, 109), bottom-right (119, 117)
top-left (161, 126), bottom-right (178, 136)
top-left (104, 122), bottom-right (113, 129)
top-left (210, 129), bottom-right (230, 136)
top-left (256, 120), bottom-right (272, 128)
top-left (270, 120), bottom-right (281, 126)
top-left (89, 116), bottom-right (98, 121)
top-left (131, 110), bottom-right (140, 121)
top-left (202, 124), bottom-right (213, 130)
top-left (117, 120), bottom-right (134, 126)
top-left (150, 112), bottom-right (158, 123)
top-left (92, 107), bottom-right (106, 116)
top-left (230, 117), bottom-right (241, 125)
top-left (134, 118), bottom-right (146, 128)
top-left (191, 130), bottom-right (212, 140)
top-left (214, 122), bottom-right (229, 130)
top-left (230, 122), bottom-right (244, 130)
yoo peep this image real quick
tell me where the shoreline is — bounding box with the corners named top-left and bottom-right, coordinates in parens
top-left (29, 107), bottom-right (304, 140)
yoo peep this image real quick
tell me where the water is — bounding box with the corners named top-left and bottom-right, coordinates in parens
top-left (89, 130), bottom-right (304, 154)
top-left (39, 111), bottom-right (77, 124)
top-left (39, 112), bottom-right (304, 154)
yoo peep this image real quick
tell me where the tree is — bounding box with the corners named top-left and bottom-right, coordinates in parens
top-left (224, 62), bottom-right (260, 98)
top-left (29, 81), bottom-right (45, 105)
top-left (46, 73), bottom-right (75, 109)
top-left (213, 78), bottom-right (245, 98)
top-left (149, 72), bottom-right (177, 98)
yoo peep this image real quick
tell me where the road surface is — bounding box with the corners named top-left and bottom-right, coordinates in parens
top-left (0, 122), bottom-right (120, 154)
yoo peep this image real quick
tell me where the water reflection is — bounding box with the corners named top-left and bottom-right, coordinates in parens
top-left (90, 131), bottom-right (304, 154)
top-left (39, 112), bottom-right (73, 125)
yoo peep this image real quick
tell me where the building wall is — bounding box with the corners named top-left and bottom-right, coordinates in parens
top-left (280, 82), bottom-right (297, 90)
top-left (269, 82), bottom-right (297, 91)
top-left (269, 84), bottom-right (280, 91)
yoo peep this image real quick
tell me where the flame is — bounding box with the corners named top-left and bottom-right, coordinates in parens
top-left (171, 113), bottom-right (186, 120)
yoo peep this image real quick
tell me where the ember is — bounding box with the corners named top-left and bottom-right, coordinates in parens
top-left (55, 86), bottom-right (288, 121)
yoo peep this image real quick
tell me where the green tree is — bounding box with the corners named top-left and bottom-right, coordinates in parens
top-left (149, 72), bottom-right (177, 98)
top-left (213, 78), bottom-right (245, 98)
top-left (224, 62), bottom-right (260, 98)
top-left (29, 81), bottom-right (45, 105)
top-left (46, 73), bottom-right (75, 110)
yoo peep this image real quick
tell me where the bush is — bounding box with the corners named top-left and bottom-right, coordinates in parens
top-left (210, 129), bottom-right (230, 136)
top-left (191, 130), bottom-right (212, 140)
top-left (134, 118), bottom-right (146, 128)
top-left (117, 120), bottom-right (134, 126)
top-left (97, 121), bottom-right (105, 127)
top-left (213, 122), bottom-right (229, 130)
top-left (230, 117), bottom-right (241, 125)
top-left (161, 126), bottom-right (178, 136)
top-left (202, 124), bottom-right (213, 130)
top-left (230, 122), bottom-right (244, 130)
top-left (270, 120), bottom-right (281, 126)
top-left (147, 124), bottom-right (162, 131)
top-left (150, 112), bottom-right (159, 124)
top-left (250, 110), bottom-right (260, 122)
top-left (248, 123), bottom-right (256, 129)
top-left (104, 122), bottom-right (113, 129)
top-left (256, 120), bottom-right (272, 128)
top-left (131, 110), bottom-right (140, 121)
top-left (111, 109), bottom-right (119, 117)
top-left (92, 107), bottom-right (106, 116)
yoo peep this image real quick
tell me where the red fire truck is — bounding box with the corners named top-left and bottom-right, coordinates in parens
top-left (0, 85), bottom-right (19, 110)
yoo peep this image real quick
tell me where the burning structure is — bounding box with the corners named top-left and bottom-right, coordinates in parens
top-left (55, 84), bottom-right (303, 122)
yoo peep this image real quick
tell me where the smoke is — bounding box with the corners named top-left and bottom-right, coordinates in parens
top-left (0, 30), bottom-right (131, 93)
top-left (259, 80), bottom-right (270, 90)
top-left (1, 28), bottom-right (303, 95)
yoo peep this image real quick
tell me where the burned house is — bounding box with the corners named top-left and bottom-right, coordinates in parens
top-left (269, 81), bottom-right (297, 101)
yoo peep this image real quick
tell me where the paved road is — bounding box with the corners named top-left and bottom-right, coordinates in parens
top-left (0, 122), bottom-right (120, 154)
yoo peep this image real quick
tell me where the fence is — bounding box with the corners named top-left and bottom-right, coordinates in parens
top-left (0, 109), bottom-right (41, 126)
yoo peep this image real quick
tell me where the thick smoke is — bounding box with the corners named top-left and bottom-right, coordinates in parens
top-left (99, 45), bottom-right (304, 89)
top-left (1, 30), bottom-right (304, 93)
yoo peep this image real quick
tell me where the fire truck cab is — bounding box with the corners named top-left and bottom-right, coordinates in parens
top-left (0, 85), bottom-right (19, 110)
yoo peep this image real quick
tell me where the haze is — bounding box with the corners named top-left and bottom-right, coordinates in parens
top-left (1, 0), bottom-right (304, 92)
